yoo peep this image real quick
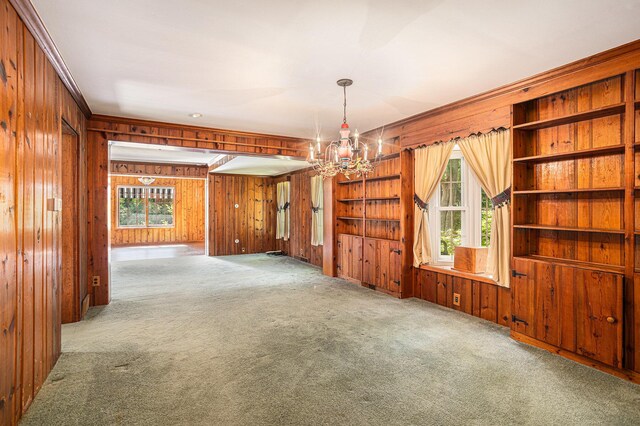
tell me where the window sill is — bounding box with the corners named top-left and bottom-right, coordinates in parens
top-left (417, 264), bottom-right (497, 285)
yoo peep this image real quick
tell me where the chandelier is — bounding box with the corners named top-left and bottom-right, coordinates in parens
top-left (309, 79), bottom-right (382, 179)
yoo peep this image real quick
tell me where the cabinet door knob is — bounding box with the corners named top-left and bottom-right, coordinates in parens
top-left (606, 316), bottom-right (616, 324)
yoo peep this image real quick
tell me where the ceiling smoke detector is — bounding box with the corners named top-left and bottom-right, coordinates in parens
top-left (189, 113), bottom-right (202, 118)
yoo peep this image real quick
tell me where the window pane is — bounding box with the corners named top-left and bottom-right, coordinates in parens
top-left (481, 189), bottom-right (493, 247)
top-left (440, 210), bottom-right (462, 256)
top-left (118, 188), bottom-right (146, 227)
top-left (148, 189), bottom-right (174, 227)
top-left (440, 158), bottom-right (462, 207)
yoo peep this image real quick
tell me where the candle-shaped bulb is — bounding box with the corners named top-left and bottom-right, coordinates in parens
top-left (354, 129), bottom-right (359, 149)
top-left (316, 135), bottom-right (321, 153)
top-left (378, 137), bottom-right (383, 155)
top-left (364, 144), bottom-right (369, 161)
top-left (309, 144), bottom-right (314, 161)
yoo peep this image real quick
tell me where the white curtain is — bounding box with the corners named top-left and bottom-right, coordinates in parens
top-left (458, 129), bottom-right (511, 287)
top-left (276, 181), bottom-right (290, 240)
top-left (413, 141), bottom-right (456, 266)
top-left (310, 175), bottom-right (323, 246)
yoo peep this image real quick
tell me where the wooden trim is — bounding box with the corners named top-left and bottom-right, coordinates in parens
top-left (88, 128), bottom-right (309, 155)
top-left (418, 264), bottom-right (498, 286)
top-left (91, 114), bottom-right (305, 143)
top-left (364, 39), bottom-right (640, 135)
top-left (511, 331), bottom-right (640, 385)
top-left (109, 173), bottom-right (206, 181)
top-left (8, 0), bottom-right (92, 118)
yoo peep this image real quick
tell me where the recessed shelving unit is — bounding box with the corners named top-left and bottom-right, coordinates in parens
top-left (512, 75), bottom-right (628, 280)
top-left (335, 154), bottom-right (406, 295)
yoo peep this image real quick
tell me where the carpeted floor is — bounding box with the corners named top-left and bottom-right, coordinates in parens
top-left (21, 254), bottom-right (640, 425)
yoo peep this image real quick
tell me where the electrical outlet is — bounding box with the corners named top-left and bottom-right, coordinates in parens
top-left (453, 292), bottom-right (461, 306)
top-left (92, 276), bottom-right (100, 287)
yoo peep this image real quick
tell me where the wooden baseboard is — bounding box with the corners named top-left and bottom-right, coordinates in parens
top-left (511, 331), bottom-right (640, 384)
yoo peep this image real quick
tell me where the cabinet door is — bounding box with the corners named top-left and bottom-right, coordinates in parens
top-left (362, 238), bottom-right (376, 286)
top-left (533, 261), bottom-right (560, 346)
top-left (388, 241), bottom-right (402, 293)
top-left (336, 235), bottom-right (345, 277)
top-left (576, 270), bottom-right (623, 368)
top-left (350, 236), bottom-right (363, 282)
top-left (377, 239), bottom-right (390, 291)
top-left (511, 258), bottom-right (535, 337)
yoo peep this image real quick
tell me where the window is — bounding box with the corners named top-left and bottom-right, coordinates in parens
top-left (117, 186), bottom-right (174, 228)
top-left (148, 187), bottom-right (175, 227)
top-left (429, 146), bottom-right (492, 264)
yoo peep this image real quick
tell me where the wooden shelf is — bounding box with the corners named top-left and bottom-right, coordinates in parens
top-left (512, 102), bottom-right (625, 130)
top-left (338, 216), bottom-right (400, 222)
top-left (513, 187), bottom-right (625, 195)
top-left (338, 232), bottom-right (400, 243)
top-left (514, 255), bottom-right (624, 274)
top-left (337, 197), bottom-right (400, 202)
top-left (513, 224), bottom-right (625, 234)
top-left (513, 145), bottom-right (625, 163)
top-left (337, 174), bottom-right (401, 185)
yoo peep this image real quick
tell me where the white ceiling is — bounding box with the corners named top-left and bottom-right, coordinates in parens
top-left (110, 142), bottom-right (224, 165)
top-left (34, 0), bottom-right (640, 138)
top-left (211, 156), bottom-right (311, 176)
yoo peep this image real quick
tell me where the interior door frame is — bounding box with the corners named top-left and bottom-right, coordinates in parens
top-left (61, 119), bottom-right (87, 323)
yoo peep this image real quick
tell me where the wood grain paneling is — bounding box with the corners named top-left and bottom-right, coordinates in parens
top-left (414, 269), bottom-right (510, 327)
top-left (110, 176), bottom-right (206, 246)
top-left (208, 174), bottom-right (277, 256)
top-left (1, 0), bottom-right (87, 423)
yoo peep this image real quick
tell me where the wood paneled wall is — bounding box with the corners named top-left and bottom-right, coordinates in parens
top-left (87, 117), bottom-right (307, 306)
top-left (0, 0), bottom-right (88, 423)
top-left (207, 168), bottom-right (324, 267)
top-left (275, 168), bottom-right (323, 268)
top-left (110, 175), bottom-right (206, 246)
top-left (208, 174), bottom-right (277, 255)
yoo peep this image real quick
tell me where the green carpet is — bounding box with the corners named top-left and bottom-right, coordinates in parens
top-left (21, 254), bottom-right (640, 425)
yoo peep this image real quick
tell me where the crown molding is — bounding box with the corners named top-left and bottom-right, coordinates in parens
top-left (9, 0), bottom-right (92, 118)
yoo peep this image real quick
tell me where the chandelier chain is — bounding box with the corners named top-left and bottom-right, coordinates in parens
top-left (343, 85), bottom-right (347, 124)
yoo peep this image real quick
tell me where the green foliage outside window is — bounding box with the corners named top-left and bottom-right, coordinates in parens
top-left (481, 190), bottom-right (493, 247)
top-left (148, 198), bottom-right (174, 226)
top-left (118, 198), bottom-right (145, 227)
top-left (440, 159), bottom-right (463, 256)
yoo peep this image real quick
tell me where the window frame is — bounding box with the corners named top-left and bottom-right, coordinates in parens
top-left (116, 185), bottom-right (175, 229)
top-left (428, 145), bottom-right (490, 265)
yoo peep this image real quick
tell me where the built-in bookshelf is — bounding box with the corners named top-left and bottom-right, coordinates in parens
top-left (335, 153), bottom-right (409, 297)
top-left (510, 74), bottom-right (632, 369)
